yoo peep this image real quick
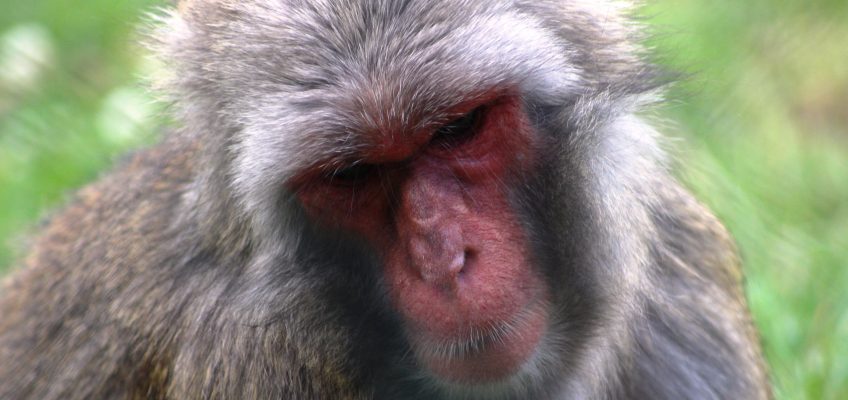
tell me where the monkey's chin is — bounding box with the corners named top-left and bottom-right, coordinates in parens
top-left (411, 305), bottom-right (548, 385)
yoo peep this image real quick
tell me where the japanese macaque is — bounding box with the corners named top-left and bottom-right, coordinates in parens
top-left (0, 0), bottom-right (770, 399)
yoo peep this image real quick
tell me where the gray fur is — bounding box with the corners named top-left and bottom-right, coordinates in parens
top-left (0, 1), bottom-right (770, 399)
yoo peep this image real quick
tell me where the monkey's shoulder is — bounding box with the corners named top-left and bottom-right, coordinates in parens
top-left (1, 137), bottom-right (201, 296)
top-left (54, 140), bottom-right (194, 245)
top-left (651, 181), bottom-right (743, 290)
top-left (630, 181), bottom-right (771, 399)
top-left (0, 137), bottom-right (207, 398)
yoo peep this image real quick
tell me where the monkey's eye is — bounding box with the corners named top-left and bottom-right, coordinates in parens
top-left (326, 162), bottom-right (376, 186)
top-left (431, 107), bottom-right (483, 148)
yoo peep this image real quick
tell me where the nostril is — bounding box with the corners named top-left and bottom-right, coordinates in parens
top-left (458, 248), bottom-right (476, 277)
top-left (447, 251), bottom-right (466, 277)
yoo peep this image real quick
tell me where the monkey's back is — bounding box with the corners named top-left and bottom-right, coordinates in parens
top-left (0, 139), bottom-right (199, 399)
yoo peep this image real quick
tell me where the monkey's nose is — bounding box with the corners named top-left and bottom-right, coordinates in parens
top-left (407, 228), bottom-right (468, 288)
top-left (423, 250), bottom-right (466, 285)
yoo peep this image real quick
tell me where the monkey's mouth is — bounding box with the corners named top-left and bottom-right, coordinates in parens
top-left (406, 300), bottom-right (549, 384)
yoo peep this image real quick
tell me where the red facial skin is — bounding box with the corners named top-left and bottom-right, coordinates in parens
top-left (290, 95), bottom-right (549, 384)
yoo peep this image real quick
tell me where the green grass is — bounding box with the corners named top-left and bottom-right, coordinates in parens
top-left (0, 0), bottom-right (163, 265)
top-left (642, 1), bottom-right (848, 398)
top-left (1, 1), bottom-right (846, 398)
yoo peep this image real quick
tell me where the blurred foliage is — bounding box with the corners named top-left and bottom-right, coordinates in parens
top-left (0, 0), bottom-right (163, 267)
top-left (0, 0), bottom-right (846, 399)
top-left (641, 1), bottom-right (848, 399)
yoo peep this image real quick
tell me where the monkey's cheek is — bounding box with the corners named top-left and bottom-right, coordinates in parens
top-left (411, 303), bottom-right (549, 385)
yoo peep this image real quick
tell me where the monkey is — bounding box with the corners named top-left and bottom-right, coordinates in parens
top-left (0, 0), bottom-right (771, 399)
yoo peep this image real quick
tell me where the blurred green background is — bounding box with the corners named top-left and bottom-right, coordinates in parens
top-left (0, 1), bottom-right (845, 398)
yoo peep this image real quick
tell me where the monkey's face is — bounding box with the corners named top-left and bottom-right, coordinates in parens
top-left (166, 0), bottom-right (643, 389)
top-left (289, 94), bottom-right (550, 383)
top-left (215, 2), bottom-right (577, 386)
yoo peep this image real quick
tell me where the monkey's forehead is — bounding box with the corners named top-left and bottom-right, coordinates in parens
top-left (236, 8), bottom-right (578, 161)
top-left (190, 5), bottom-right (579, 147)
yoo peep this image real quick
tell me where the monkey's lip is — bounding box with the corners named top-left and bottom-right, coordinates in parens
top-left (408, 300), bottom-right (548, 384)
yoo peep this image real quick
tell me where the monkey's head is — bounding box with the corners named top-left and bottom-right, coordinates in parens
top-left (158, 0), bottom-right (664, 392)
